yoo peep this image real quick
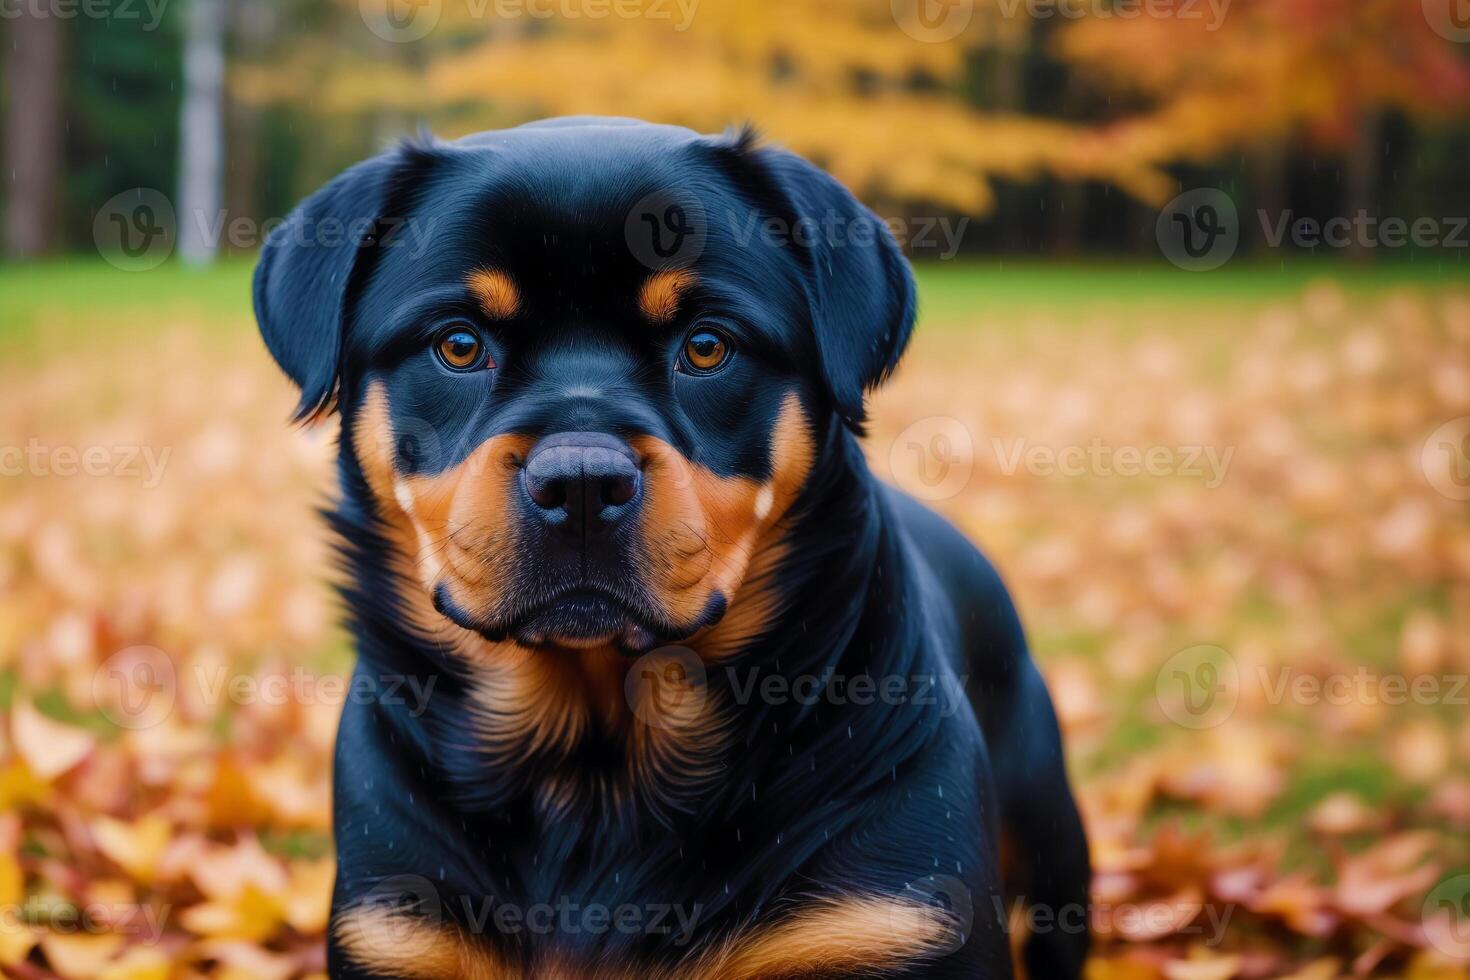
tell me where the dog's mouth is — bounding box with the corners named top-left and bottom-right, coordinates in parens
top-left (508, 589), bottom-right (666, 652)
top-left (433, 582), bottom-right (676, 654)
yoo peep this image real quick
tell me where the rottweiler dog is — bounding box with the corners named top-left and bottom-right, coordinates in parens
top-left (254, 116), bottom-right (1089, 979)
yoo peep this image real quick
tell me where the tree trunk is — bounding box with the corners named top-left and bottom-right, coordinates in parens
top-left (226, 0), bottom-right (274, 256)
top-left (1343, 112), bottom-right (1381, 262)
top-left (3, 6), bottom-right (65, 258)
top-left (1248, 139), bottom-right (1287, 256)
top-left (177, 0), bottom-right (227, 266)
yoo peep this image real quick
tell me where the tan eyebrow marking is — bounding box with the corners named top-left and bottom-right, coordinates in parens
top-left (466, 268), bottom-right (521, 320)
top-left (639, 269), bottom-right (696, 325)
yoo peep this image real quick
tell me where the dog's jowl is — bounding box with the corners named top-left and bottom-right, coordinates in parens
top-left (254, 116), bottom-right (1090, 979)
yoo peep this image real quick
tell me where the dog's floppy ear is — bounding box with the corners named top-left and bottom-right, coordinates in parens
top-left (753, 146), bottom-right (917, 430)
top-left (253, 147), bottom-right (418, 423)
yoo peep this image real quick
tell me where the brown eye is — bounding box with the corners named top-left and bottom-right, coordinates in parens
top-left (435, 327), bottom-right (487, 371)
top-left (680, 328), bottom-right (731, 374)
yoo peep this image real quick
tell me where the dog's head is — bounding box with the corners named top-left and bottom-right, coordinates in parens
top-left (255, 117), bottom-right (914, 655)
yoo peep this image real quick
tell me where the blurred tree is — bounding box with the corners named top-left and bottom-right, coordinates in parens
top-left (235, 0), bottom-right (1179, 213)
top-left (179, 0), bottom-right (228, 264)
top-left (3, 6), bottom-right (64, 257)
top-left (15, 0), bottom-right (1470, 255)
top-left (235, 0), bottom-right (1470, 232)
top-left (62, 4), bottom-right (182, 250)
top-left (1057, 0), bottom-right (1470, 196)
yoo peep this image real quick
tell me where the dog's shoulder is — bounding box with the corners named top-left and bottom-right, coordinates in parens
top-left (878, 481), bottom-right (1028, 663)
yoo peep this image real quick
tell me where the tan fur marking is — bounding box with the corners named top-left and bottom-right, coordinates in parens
top-left (335, 907), bottom-right (514, 980)
top-left (468, 647), bottom-right (600, 765)
top-left (353, 385), bottom-right (446, 599)
top-left (700, 897), bottom-right (959, 979)
top-left (692, 540), bottom-right (789, 662)
top-left (469, 644), bottom-right (731, 818)
top-left (399, 435), bottom-right (530, 610)
top-left (357, 384), bottom-right (533, 620)
top-left (468, 267), bottom-right (522, 320)
top-left (335, 896), bottom-right (956, 979)
top-left (638, 269), bottom-right (696, 325)
top-left (631, 393), bottom-right (814, 643)
top-left (625, 646), bottom-right (732, 805)
top-left (353, 385), bottom-right (523, 662)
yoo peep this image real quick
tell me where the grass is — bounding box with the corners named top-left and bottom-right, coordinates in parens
top-left (0, 259), bottom-right (257, 358)
top-left (910, 255), bottom-right (1468, 323)
top-left (2, 255), bottom-right (1465, 346)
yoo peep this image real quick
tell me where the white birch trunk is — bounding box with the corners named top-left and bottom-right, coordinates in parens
top-left (177, 0), bottom-right (227, 266)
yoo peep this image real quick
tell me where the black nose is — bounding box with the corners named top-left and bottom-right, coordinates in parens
top-left (523, 432), bottom-right (641, 536)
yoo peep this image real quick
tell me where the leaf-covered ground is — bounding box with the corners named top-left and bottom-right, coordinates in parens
top-left (0, 261), bottom-right (1467, 979)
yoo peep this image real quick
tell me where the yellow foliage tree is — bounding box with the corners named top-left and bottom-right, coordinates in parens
top-left (236, 0), bottom-right (1468, 213)
top-left (1058, 0), bottom-right (1470, 167)
top-left (238, 0), bottom-right (1176, 212)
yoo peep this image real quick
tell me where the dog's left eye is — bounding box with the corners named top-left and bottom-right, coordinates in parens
top-left (435, 326), bottom-right (492, 371)
top-left (678, 327), bottom-right (732, 375)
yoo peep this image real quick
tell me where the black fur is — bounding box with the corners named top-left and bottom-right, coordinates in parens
top-left (255, 117), bottom-right (1090, 979)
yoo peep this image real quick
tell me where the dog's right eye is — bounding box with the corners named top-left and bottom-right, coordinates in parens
top-left (434, 326), bottom-right (491, 372)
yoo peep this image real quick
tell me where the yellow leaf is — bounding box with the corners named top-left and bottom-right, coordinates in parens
top-left (91, 815), bottom-right (171, 885)
top-left (1276, 960), bottom-right (1343, 980)
top-left (192, 939), bottom-right (297, 980)
top-left (1164, 952), bottom-right (1243, 980)
top-left (0, 849), bottom-right (22, 908)
top-left (0, 759), bottom-right (51, 809)
top-left (96, 945), bottom-right (170, 980)
top-left (178, 883), bottom-right (284, 942)
top-left (0, 918), bottom-right (37, 968)
top-left (187, 837), bottom-right (288, 902)
top-left (11, 700), bottom-right (95, 782)
top-left (1405, 950), bottom-right (1470, 980)
top-left (1087, 955), bottom-right (1166, 980)
top-left (246, 754), bottom-right (330, 831)
top-left (39, 930), bottom-right (123, 979)
top-left (283, 857), bottom-right (335, 935)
